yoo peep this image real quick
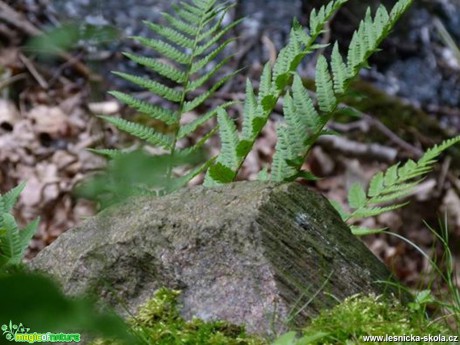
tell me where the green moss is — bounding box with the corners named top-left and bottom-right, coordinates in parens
top-left (299, 294), bottom-right (452, 345)
top-left (92, 290), bottom-right (454, 345)
top-left (90, 288), bottom-right (267, 345)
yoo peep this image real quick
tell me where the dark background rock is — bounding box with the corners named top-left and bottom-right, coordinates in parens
top-left (30, 182), bottom-right (402, 337)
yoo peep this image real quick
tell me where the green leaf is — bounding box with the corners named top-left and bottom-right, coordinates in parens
top-left (206, 162), bottom-right (236, 185)
top-left (315, 56), bottom-right (336, 112)
top-left (351, 226), bottom-right (385, 236)
top-left (347, 182), bottom-right (367, 209)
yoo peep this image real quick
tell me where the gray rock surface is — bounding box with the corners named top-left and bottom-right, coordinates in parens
top-left (31, 181), bottom-right (400, 336)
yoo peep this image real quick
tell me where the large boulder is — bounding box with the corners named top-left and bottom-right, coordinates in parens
top-left (30, 182), bottom-right (401, 336)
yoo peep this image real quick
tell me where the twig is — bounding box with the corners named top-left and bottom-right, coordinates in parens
top-left (19, 54), bottom-right (48, 89)
top-left (0, 1), bottom-right (93, 79)
top-left (318, 135), bottom-right (398, 162)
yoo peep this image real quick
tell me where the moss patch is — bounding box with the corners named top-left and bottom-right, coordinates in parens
top-left (299, 294), bottom-right (452, 345)
top-left (91, 290), bottom-right (454, 345)
top-left (90, 288), bottom-right (266, 345)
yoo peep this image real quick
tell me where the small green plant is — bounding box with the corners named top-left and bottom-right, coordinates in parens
top-left (86, 0), bottom-right (460, 245)
top-left (332, 136), bottom-right (460, 235)
top-left (90, 288), bottom-right (266, 345)
top-left (0, 182), bottom-right (39, 270)
top-left (88, 0), bottom-right (421, 200)
top-left (88, 0), bottom-right (241, 199)
top-left (272, 294), bottom-right (453, 345)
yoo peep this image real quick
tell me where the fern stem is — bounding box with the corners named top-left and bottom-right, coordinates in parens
top-left (167, 0), bottom-right (219, 183)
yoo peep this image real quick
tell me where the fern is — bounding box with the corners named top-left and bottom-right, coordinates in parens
top-left (92, 0), bottom-right (238, 201)
top-left (0, 183), bottom-right (39, 268)
top-left (331, 136), bottom-right (460, 235)
top-left (268, 0), bottom-right (413, 183)
top-left (205, 0), bottom-right (349, 186)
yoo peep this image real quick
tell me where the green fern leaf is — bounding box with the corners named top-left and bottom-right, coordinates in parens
top-left (204, 162), bottom-right (236, 186)
top-left (347, 135), bottom-right (460, 223)
top-left (176, 6), bottom-right (203, 26)
top-left (0, 182), bottom-right (26, 214)
top-left (215, 108), bottom-right (239, 170)
top-left (241, 79), bottom-right (259, 140)
top-left (258, 63), bottom-right (272, 103)
top-left (108, 91), bottom-right (178, 125)
top-left (348, 182), bottom-right (367, 209)
top-left (163, 12), bottom-right (199, 36)
top-left (17, 218), bottom-right (39, 259)
top-left (292, 75), bottom-right (318, 132)
top-left (316, 56), bottom-right (336, 112)
top-left (368, 172), bottom-right (384, 197)
top-left (132, 36), bottom-right (189, 64)
top-left (351, 226), bottom-right (385, 236)
top-left (122, 53), bottom-right (187, 83)
top-left (112, 72), bottom-right (182, 102)
top-left (351, 204), bottom-right (407, 218)
top-left (331, 43), bottom-right (347, 94)
top-left (271, 125), bottom-right (296, 181)
top-left (144, 21), bottom-right (195, 49)
top-left (0, 213), bottom-right (20, 263)
top-left (99, 116), bottom-right (173, 149)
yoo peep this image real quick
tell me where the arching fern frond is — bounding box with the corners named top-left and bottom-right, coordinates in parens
top-left (266, 0), bottom-right (413, 183)
top-left (205, 0), bottom-right (349, 186)
top-left (92, 0), bottom-right (237, 201)
top-left (333, 136), bottom-right (460, 236)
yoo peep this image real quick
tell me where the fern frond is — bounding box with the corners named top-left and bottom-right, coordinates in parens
top-left (0, 182), bottom-right (25, 214)
top-left (162, 12), bottom-right (199, 36)
top-left (122, 53), bottom-right (187, 83)
top-left (97, 0), bottom-right (238, 199)
top-left (315, 55), bottom-right (336, 112)
top-left (132, 36), bottom-right (190, 64)
top-left (346, 136), bottom-right (460, 223)
top-left (258, 63), bottom-right (272, 103)
top-left (144, 21), bottom-right (195, 49)
top-left (112, 72), bottom-right (182, 102)
top-left (214, 108), bottom-right (239, 170)
top-left (270, 76), bottom-right (320, 181)
top-left (17, 218), bottom-right (40, 261)
top-left (331, 43), bottom-right (347, 94)
top-left (108, 91), bottom-right (178, 125)
top-left (99, 116), bottom-right (173, 149)
top-left (0, 183), bottom-right (38, 268)
top-left (205, 0), bottom-right (348, 186)
top-left (0, 213), bottom-right (20, 263)
top-left (271, 125), bottom-right (296, 181)
top-left (241, 79), bottom-right (259, 140)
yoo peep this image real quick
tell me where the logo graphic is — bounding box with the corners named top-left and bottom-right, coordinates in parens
top-left (2, 321), bottom-right (80, 343)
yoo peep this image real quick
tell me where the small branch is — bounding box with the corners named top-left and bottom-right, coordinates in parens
top-left (0, 1), bottom-right (93, 79)
top-left (318, 135), bottom-right (398, 162)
